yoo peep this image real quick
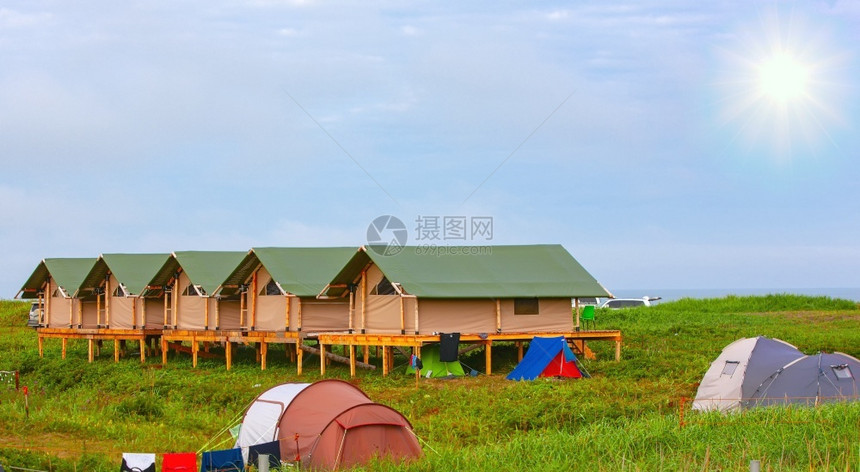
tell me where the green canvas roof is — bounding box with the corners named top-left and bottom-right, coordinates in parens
top-left (173, 251), bottom-right (248, 295)
top-left (78, 253), bottom-right (172, 296)
top-left (322, 245), bottom-right (612, 299)
top-left (220, 247), bottom-right (357, 297)
top-left (17, 258), bottom-right (98, 299)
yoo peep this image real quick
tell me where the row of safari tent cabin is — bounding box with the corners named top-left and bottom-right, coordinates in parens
top-left (19, 245), bottom-right (621, 373)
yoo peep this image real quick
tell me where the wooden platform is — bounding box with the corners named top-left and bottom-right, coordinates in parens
top-left (36, 328), bottom-right (162, 363)
top-left (35, 327), bottom-right (623, 378)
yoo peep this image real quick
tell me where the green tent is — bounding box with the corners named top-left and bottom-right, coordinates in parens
top-left (405, 345), bottom-right (466, 378)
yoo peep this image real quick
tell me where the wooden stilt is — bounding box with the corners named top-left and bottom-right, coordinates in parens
top-left (61, 338), bottom-right (67, 360)
top-left (140, 339), bottom-right (146, 363)
top-left (161, 337), bottom-right (168, 365)
top-left (320, 343), bottom-right (326, 376)
top-left (349, 344), bottom-right (356, 378)
top-left (261, 342), bottom-right (268, 371)
top-left (114, 339), bottom-right (120, 363)
top-left (38, 336), bottom-right (44, 358)
top-left (226, 342), bottom-right (232, 371)
top-left (297, 341), bottom-right (303, 376)
top-left (88, 339), bottom-right (94, 363)
top-left (485, 341), bottom-right (492, 376)
top-left (382, 345), bottom-right (388, 376)
top-left (363, 345), bottom-right (369, 364)
top-left (289, 344), bottom-right (296, 362)
top-left (192, 341), bottom-right (199, 368)
top-left (255, 343), bottom-right (261, 363)
top-left (517, 341), bottom-right (523, 362)
top-left (615, 339), bottom-right (622, 361)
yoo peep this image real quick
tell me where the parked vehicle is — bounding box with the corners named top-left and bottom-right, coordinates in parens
top-left (599, 296), bottom-right (661, 309)
top-left (27, 301), bottom-right (42, 328)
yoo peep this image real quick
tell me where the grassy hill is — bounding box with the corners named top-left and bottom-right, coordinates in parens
top-left (1, 295), bottom-right (858, 471)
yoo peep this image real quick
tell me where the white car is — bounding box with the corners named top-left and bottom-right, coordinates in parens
top-left (599, 296), bottom-right (661, 309)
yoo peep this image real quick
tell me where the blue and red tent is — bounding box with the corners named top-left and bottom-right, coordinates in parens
top-left (506, 336), bottom-right (585, 381)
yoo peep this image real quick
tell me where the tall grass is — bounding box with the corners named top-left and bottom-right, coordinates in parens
top-left (1, 295), bottom-right (858, 471)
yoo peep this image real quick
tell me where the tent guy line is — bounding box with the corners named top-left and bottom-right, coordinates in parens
top-left (461, 90), bottom-right (576, 205)
top-left (282, 88), bottom-right (401, 207)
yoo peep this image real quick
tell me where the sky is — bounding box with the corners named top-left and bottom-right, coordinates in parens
top-left (1, 0), bottom-right (859, 298)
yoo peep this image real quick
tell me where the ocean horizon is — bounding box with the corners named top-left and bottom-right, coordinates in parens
top-left (610, 287), bottom-right (860, 303)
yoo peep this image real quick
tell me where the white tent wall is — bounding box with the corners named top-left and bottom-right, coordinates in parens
top-left (175, 272), bottom-right (206, 330)
top-left (81, 300), bottom-right (99, 328)
top-left (235, 383), bottom-right (311, 463)
top-left (219, 299), bottom-right (242, 330)
top-left (46, 279), bottom-right (72, 328)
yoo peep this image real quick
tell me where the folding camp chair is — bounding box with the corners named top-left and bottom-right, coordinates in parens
top-left (581, 305), bottom-right (596, 330)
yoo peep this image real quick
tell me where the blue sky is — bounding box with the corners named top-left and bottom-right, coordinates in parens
top-left (2, 1), bottom-right (859, 297)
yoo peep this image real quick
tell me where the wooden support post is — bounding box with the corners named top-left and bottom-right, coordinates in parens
top-left (348, 290), bottom-right (354, 332)
top-left (288, 343), bottom-right (296, 362)
top-left (97, 290), bottom-right (102, 327)
top-left (105, 276), bottom-right (111, 327)
top-left (172, 280), bottom-right (178, 328)
top-left (297, 298), bottom-right (303, 332)
top-left (163, 290), bottom-right (168, 328)
top-left (485, 341), bottom-right (492, 376)
top-left (255, 343), bottom-right (261, 363)
top-left (349, 344), bottom-right (356, 378)
top-left (360, 270), bottom-right (366, 333)
top-left (88, 339), bottom-right (94, 363)
top-left (161, 338), bottom-right (168, 365)
top-left (495, 298), bottom-right (501, 333)
top-left (77, 299), bottom-right (83, 328)
top-left (319, 343), bottom-right (326, 376)
top-left (240, 287), bottom-right (246, 329)
top-left (140, 338), bottom-right (146, 363)
top-left (285, 295), bottom-right (291, 331)
top-left (389, 346), bottom-right (395, 372)
top-left (574, 297), bottom-right (581, 330)
top-left (297, 341), bottom-right (303, 376)
top-left (38, 336), bottom-right (44, 358)
top-left (414, 298), bottom-right (420, 335)
top-left (382, 345), bottom-right (388, 376)
top-left (615, 339), bottom-right (622, 361)
top-left (132, 296), bottom-right (137, 329)
top-left (517, 341), bottom-right (523, 362)
top-left (114, 339), bottom-right (120, 363)
top-left (363, 345), bottom-right (369, 364)
top-left (141, 298), bottom-right (146, 330)
top-left (61, 338), bottom-right (67, 359)
top-left (192, 341), bottom-right (199, 368)
top-left (261, 342), bottom-right (268, 371)
top-left (204, 298), bottom-right (209, 330)
top-left (399, 296), bottom-right (405, 334)
top-left (226, 342), bottom-right (232, 371)
top-left (251, 272), bottom-right (257, 330)
top-left (68, 299), bottom-right (73, 328)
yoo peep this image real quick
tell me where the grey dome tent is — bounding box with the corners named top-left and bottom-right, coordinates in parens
top-left (747, 352), bottom-right (860, 408)
top-left (693, 336), bottom-right (804, 412)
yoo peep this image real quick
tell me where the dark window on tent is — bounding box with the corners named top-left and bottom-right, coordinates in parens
top-left (260, 278), bottom-right (283, 296)
top-left (832, 364), bottom-right (853, 380)
top-left (721, 360), bottom-right (740, 377)
top-left (371, 276), bottom-right (397, 295)
top-left (113, 285), bottom-right (128, 297)
top-left (182, 284), bottom-right (202, 296)
top-left (514, 298), bottom-right (540, 315)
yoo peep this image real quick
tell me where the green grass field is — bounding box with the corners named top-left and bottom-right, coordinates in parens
top-left (1, 295), bottom-right (858, 471)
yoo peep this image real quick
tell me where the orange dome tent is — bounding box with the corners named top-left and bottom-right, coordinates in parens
top-left (236, 379), bottom-right (421, 470)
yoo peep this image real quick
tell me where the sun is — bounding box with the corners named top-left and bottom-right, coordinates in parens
top-left (758, 53), bottom-right (809, 102)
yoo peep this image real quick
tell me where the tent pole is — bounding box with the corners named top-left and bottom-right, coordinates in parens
top-left (285, 295), bottom-right (291, 332)
top-left (204, 297), bottom-right (209, 330)
top-left (77, 298), bottom-right (83, 329)
top-left (348, 290), bottom-right (354, 333)
top-left (68, 297), bottom-right (73, 328)
top-left (297, 298), bottom-right (303, 332)
top-left (360, 270), bottom-right (367, 334)
top-left (399, 296), bottom-right (405, 335)
top-left (132, 294), bottom-right (137, 329)
top-left (240, 287), bottom-right (246, 329)
top-left (172, 276), bottom-right (178, 329)
top-left (162, 289), bottom-right (168, 328)
top-left (495, 299), bottom-right (501, 333)
top-left (141, 297), bottom-right (147, 330)
top-left (105, 276), bottom-right (111, 328)
top-left (251, 272), bottom-right (257, 330)
top-left (215, 297), bottom-right (220, 330)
